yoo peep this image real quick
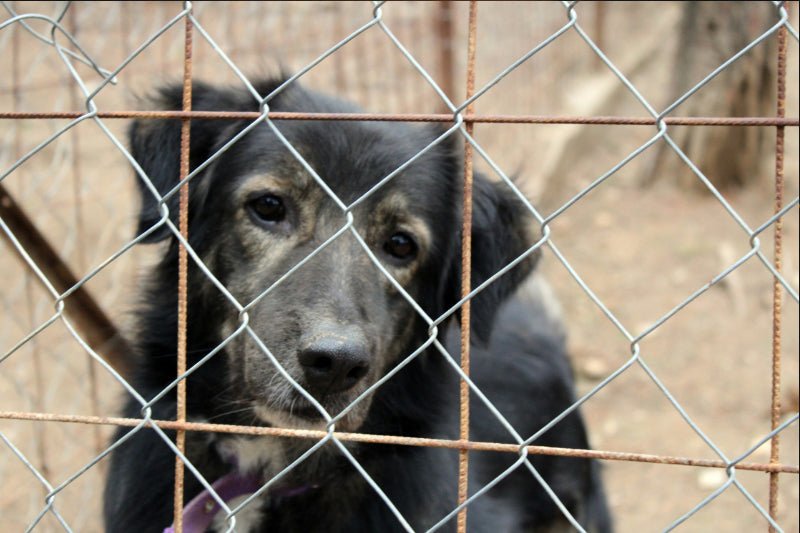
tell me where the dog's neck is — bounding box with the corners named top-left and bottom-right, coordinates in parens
top-left (164, 470), bottom-right (262, 533)
top-left (168, 435), bottom-right (327, 533)
top-left (165, 468), bottom-right (321, 533)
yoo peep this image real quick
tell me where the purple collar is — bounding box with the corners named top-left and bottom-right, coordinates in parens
top-left (164, 471), bottom-right (262, 533)
top-left (164, 472), bottom-right (317, 533)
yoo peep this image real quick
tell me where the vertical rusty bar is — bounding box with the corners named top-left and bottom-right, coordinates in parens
top-left (173, 7), bottom-right (194, 533)
top-left (332, 2), bottom-right (346, 94)
top-left (68, 3), bottom-right (104, 459)
top-left (257, 2), bottom-right (268, 54)
top-left (160, 2), bottom-right (170, 75)
top-left (393, 2), bottom-right (407, 112)
top-left (11, 2), bottom-right (21, 161)
top-left (457, 3), bottom-right (478, 532)
top-left (120, 2), bottom-right (131, 63)
top-left (225, 1), bottom-right (235, 69)
top-left (768, 17), bottom-right (787, 533)
top-left (386, 4), bottom-right (404, 112)
top-left (406, 2), bottom-right (423, 111)
top-left (437, 1), bottom-right (455, 111)
top-left (355, 9), bottom-right (372, 108)
top-left (65, 5), bottom-right (89, 293)
top-left (12, 0), bottom-right (50, 482)
top-left (122, 3), bottom-right (146, 106)
top-left (593, 1), bottom-right (606, 71)
top-left (278, 2), bottom-right (290, 66)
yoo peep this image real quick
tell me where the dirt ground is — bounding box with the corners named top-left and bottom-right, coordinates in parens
top-left (539, 180), bottom-right (800, 532)
top-left (0, 2), bottom-right (798, 532)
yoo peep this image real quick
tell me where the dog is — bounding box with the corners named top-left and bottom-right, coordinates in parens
top-left (103, 78), bottom-right (612, 532)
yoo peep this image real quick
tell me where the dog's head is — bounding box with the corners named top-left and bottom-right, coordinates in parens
top-left (131, 79), bottom-right (537, 430)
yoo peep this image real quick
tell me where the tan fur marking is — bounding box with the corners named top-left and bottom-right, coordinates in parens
top-left (366, 192), bottom-right (432, 288)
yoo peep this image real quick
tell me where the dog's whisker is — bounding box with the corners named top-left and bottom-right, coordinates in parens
top-left (207, 406), bottom-right (255, 422)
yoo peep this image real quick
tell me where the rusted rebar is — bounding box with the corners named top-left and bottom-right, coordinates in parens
top-left (768, 19), bottom-right (787, 533)
top-left (457, 3), bottom-right (478, 531)
top-left (172, 9), bottom-right (193, 533)
top-left (11, 0), bottom-right (50, 482)
top-left (437, 1), bottom-right (456, 110)
top-left (0, 410), bottom-right (796, 475)
top-left (67, 3), bottom-right (104, 461)
top-left (2, 110), bottom-right (797, 125)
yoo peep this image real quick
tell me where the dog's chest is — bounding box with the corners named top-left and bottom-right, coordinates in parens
top-left (196, 436), bottom-right (280, 532)
top-left (216, 435), bottom-right (287, 473)
top-left (202, 434), bottom-right (364, 531)
top-left (209, 493), bottom-right (266, 533)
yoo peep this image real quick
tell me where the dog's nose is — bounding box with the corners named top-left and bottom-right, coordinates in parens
top-left (298, 337), bottom-right (370, 394)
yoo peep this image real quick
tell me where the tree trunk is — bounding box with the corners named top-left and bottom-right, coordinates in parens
top-left (649, 1), bottom-right (776, 192)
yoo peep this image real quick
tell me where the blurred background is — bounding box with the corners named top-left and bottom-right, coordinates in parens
top-left (0, 1), bottom-right (798, 531)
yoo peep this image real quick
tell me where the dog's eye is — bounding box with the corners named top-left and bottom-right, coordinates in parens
top-left (384, 232), bottom-right (417, 260)
top-left (248, 194), bottom-right (286, 223)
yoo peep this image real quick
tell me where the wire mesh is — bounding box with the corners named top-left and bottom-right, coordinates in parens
top-left (0, 1), bottom-right (798, 532)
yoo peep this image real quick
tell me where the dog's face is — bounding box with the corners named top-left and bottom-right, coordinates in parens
top-left (132, 80), bottom-right (535, 431)
top-left (196, 120), bottom-right (461, 431)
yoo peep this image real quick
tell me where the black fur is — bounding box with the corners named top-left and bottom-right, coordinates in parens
top-left (103, 78), bottom-right (612, 532)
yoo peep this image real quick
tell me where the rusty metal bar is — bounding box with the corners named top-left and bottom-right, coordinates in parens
top-left (355, 7), bottom-right (372, 108)
top-left (160, 2), bottom-right (170, 75)
top-left (69, 1), bottom-right (104, 461)
top-left (1, 110), bottom-right (797, 125)
top-left (457, 3), bottom-right (478, 532)
top-left (768, 18), bottom-right (788, 533)
top-left (0, 186), bottom-right (131, 376)
top-left (119, 2), bottom-right (131, 62)
top-left (332, 2), bottom-right (346, 94)
top-left (399, 1), bottom-right (413, 111)
top-left (593, 2), bottom-right (606, 71)
top-left (172, 8), bottom-right (194, 533)
top-left (0, 410), bottom-right (796, 475)
top-left (11, 0), bottom-right (50, 482)
top-left (437, 0), bottom-right (456, 110)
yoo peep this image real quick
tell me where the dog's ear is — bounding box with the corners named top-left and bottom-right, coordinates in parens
top-left (131, 82), bottom-right (259, 243)
top-left (445, 172), bottom-right (539, 344)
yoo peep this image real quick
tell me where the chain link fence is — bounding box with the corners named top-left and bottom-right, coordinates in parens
top-left (0, 1), bottom-right (798, 531)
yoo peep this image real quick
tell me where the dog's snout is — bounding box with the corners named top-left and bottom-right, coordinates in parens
top-left (299, 336), bottom-right (370, 394)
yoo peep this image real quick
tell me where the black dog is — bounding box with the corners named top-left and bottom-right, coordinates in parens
top-left (103, 78), bottom-right (612, 532)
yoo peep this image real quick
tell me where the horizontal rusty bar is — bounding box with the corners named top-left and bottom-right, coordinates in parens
top-left (0, 110), bottom-right (797, 126)
top-left (0, 410), bottom-right (797, 474)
